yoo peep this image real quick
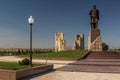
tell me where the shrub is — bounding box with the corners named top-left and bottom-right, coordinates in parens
top-left (16, 50), bottom-right (21, 55)
top-left (102, 42), bottom-right (109, 51)
top-left (19, 58), bottom-right (30, 65)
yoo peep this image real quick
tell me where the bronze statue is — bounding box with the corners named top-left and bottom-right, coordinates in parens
top-left (89, 5), bottom-right (99, 29)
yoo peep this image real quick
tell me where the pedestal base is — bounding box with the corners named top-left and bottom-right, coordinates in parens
top-left (88, 29), bottom-right (102, 51)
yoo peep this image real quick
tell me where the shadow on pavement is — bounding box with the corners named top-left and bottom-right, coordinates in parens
top-left (20, 69), bottom-right (56, 80)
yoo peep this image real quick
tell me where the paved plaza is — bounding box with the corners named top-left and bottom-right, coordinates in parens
top-left (22, 71), bottom-right (120, 80)
top-left (0, 56), bottom-right (120, 80)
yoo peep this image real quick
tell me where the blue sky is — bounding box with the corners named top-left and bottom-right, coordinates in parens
top-left (0, 0), bottom-right (120, 49)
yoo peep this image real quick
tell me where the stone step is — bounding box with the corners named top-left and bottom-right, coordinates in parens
top-left (85, 51), bottom-right (120, 59)
top-left (86, 56), bottom-right (120, 59)
top-left (56, 59), bottom-right (120, 73)
top-left (56, 65), bottom-right (120, 73)
top-left (81, 59), bottom-right (120, 62)
top-left (69, 61), bottom-right (120, 66)
top-left (57, 51), bottom-right (120, 73)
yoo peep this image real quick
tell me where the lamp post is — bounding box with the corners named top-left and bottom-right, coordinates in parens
top-left (28, 16), bottom-right (34, 67)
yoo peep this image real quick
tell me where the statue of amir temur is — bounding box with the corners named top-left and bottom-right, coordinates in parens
top-left (89, 5), bottom-right (99, 29)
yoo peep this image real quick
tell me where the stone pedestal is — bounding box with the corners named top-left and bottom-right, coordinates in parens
top-left (88, 29), bottom-right (102, 51)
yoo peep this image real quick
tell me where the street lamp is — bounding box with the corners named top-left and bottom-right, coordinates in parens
top-left (28, 16), bottom-right (34, 67)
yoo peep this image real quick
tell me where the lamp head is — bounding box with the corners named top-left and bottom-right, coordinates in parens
top-left (28, 16), bottom-right (34, 25)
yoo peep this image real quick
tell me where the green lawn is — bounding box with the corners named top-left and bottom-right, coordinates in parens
top-left (0, 62), bottom-right (42, 70)
top-left (19, 50), bottom-right (86, 60)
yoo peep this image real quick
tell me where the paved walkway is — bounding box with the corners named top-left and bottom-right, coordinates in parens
top-left (0, 56), bottom-right (120, 80)
top-left (22, 71), bottom-right (120, 80)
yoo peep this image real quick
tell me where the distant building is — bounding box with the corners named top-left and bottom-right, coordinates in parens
top-left (72, 34), bottom-right (84, 50)
top-left (55, 32), bottom-right (66, 52)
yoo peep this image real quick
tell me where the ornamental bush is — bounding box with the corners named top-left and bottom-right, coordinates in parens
top-left (19, 58), bottom-right (30, 65)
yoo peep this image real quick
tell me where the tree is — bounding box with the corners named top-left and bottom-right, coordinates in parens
top-left (16, 49), bottom-right (21, 55)
top-left (102, 42), bottom-right (109, 51)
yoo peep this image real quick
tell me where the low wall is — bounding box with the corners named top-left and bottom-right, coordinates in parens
top-left (0, 70), bottom-right (16, 80)
top-left (0, 64), bottom-right (53, 80)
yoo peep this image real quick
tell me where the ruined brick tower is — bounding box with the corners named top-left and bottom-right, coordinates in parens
top-left (55, 32), bottom-right (66, 52)
top-left (72, 34), bottom-right (84, 50)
